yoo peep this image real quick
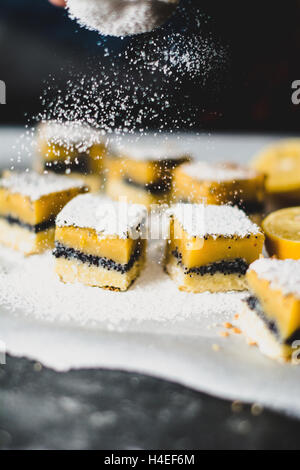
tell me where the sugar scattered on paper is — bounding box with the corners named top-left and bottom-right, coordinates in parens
top-left (0, 243), bottom-right (246, 333)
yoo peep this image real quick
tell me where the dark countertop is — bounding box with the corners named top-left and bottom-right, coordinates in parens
top-left (0, 354), bottom-right (300, 450)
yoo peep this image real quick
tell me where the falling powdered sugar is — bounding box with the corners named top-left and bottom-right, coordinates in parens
top-left (38, 120), bottom-right (106, 153)
top-left (37, 4), bottom-right (229, 137)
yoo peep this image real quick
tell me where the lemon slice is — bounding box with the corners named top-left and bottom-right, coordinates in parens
top-left (251, 139), bottom-right (300, 197)
top-left (262, 207), bottom-right (300, 259)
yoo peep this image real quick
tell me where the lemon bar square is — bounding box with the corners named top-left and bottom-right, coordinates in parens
top-left (36, 120), bottom-right (107, 192)
top-left (0, 172), bottom-right (87, 254)
top-left (172, 161), bottom-right (265, 216)
top-left (238, 259), bottom-right (300, 361)
top-left (54, 194), bottom-right (147, 291)
top-left (165, 204), bottom-right (264, 293)
top-left (106, 140), bottom-right (190, 208)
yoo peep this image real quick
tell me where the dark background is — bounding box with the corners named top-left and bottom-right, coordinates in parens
top-left (2, 354), bottom-right (300, 450)
top-left (1, 0), bottom-right (300, 132)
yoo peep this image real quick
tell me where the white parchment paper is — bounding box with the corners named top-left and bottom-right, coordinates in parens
top-left (1, 129), bottom-right (299, 418)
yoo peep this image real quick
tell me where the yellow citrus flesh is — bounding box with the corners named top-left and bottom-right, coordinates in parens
top-left (262, 207), bottom-right (300, 259)
top-left (251, 139), bottom-right (300, 197)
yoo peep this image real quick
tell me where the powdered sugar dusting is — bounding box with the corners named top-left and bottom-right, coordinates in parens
top-left (56, 193), bottom-right (147, 239)
top-left (110, 137), bottom-right (189, 161)
top-left (249, 258), bottom-right (300, 299)
top-left (38, 120), bottom-right (105, 153)
top-left (0, 242), bottom-right (245, 332)
top-left (66, 0), bottom-right (179, 37)
top-left (181, 161), bottom-right (258, 182)
top-left (0, 172), bottom-right (86, 201)
top-left (169, 204), bottom-right (262, 239)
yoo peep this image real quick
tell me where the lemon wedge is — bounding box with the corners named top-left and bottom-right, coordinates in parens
top-left (252, 139), bottom-right (300, 199)
top-left (262, 207), bottom-right (300, 259)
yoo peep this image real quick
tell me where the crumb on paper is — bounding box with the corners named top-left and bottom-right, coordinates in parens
top-left (219, 331), bottom-right (229, 338)
top-left (233, 327), bottom-right (241, 335)
top-left (247, 339), bottom-right (257, 346)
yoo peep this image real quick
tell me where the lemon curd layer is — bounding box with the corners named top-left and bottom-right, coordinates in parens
top-left (172, 161), bottom-right (265, 212)
top-left (169, 217), bottom-right (264, 269)
top-left (56, 226), bottom-right (138, 265)
top-left (36, 121), bottom-right (107, 185)
top-left (107, 155), bottom-right (188, 186)
top-left (105, 177), bottom-right (170, 208)
top-left (247, 259), bottom-right (300, 337)
top-left (165, 204), bottom-right (264, 293)
top-left (238, 259), bottom-right (300, 360)
top-left (106, 140), bottom-right (190, 207)
top-left (54, 194), bottom-right (147, 291)
top-left (0, 172), bottom-right (86, 254)
top-left (38, 142), bottom-right (106, 173)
